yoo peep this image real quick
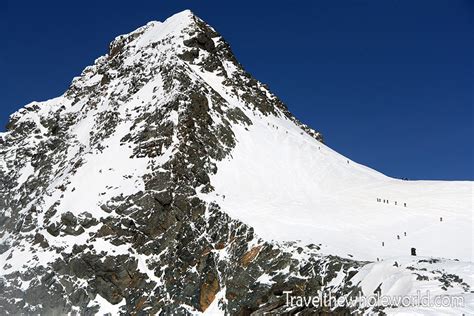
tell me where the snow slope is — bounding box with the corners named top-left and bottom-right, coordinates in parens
top-left (200, 107), bottom-right (473, 262)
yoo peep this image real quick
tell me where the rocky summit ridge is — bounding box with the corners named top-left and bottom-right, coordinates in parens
top-left (0, 10), bottom-right (472, 315)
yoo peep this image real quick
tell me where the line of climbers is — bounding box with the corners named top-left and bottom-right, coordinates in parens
top-left (376, 198), bottom-right (407, 207)
top-left (380, 236), bottom-right (417, 259)
top-left (379, 215), bottom-right (445, 260)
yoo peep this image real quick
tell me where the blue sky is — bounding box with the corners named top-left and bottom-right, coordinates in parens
top-left (1, 1), bottom-right (472, 180)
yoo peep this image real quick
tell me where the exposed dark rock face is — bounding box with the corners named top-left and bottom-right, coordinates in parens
top-left (2, 9), bottom-right (462, 316)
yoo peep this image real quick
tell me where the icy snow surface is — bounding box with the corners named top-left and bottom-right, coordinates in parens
top-left (200, 109), bottom-right (473, 262)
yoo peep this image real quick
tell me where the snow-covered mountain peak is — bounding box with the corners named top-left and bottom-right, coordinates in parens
top-left (107, 9), bottom-right (198, 55)
top-left (1, 10), bottom-right (472, 315)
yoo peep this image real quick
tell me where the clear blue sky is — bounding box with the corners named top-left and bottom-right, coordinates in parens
top-left (1, 1), bottom-right (472, 180)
